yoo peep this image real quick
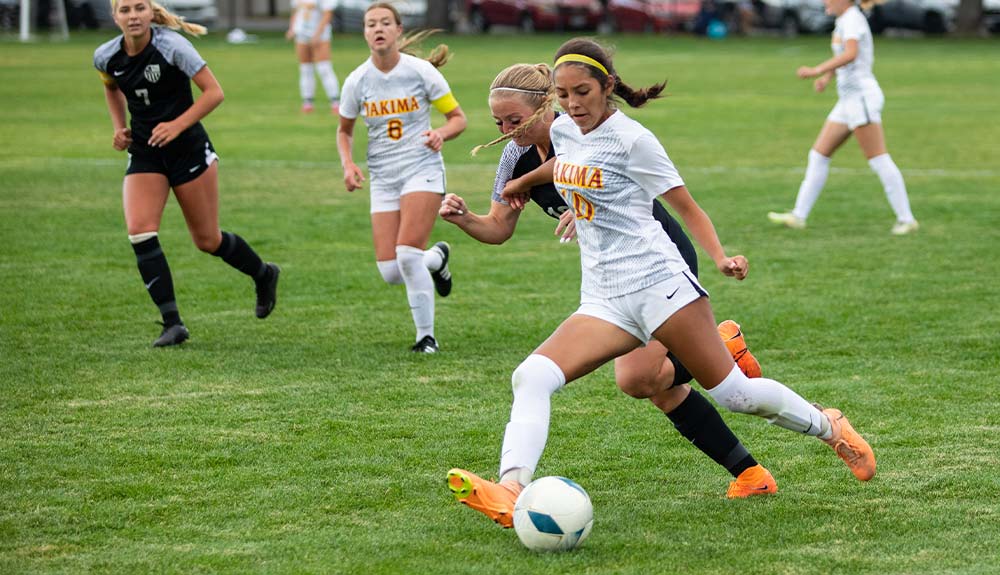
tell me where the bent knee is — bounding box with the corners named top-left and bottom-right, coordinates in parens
top-left (617, 373), bottom-right (661, 399)
top-left (193, 233), bottom-right (222, 253)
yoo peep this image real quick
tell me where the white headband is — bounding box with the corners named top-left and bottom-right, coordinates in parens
top-left (490, 87), bottom-right (548, 95)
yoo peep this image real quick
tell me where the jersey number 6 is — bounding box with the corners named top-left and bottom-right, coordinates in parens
top-left (387, 119), bottom-right (403, 141)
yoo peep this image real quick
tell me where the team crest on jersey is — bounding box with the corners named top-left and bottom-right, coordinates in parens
top-left (143, 64), bottom-right (161, 83)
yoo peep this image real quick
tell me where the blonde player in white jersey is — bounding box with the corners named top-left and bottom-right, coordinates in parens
top-left (336, 3), bottom-right (467, 353)
top-left (447, 38), bottom-right (876, 529)
top-left (286, 0), bottom-right (340, 113)
top-left (769, 0), bottom-right (918, 235)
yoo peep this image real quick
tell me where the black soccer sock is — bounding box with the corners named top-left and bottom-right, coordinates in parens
top-left (131, 236), bottom-right (181, 326)
top-left (666, 389), bottom-right (758, 478)
top-left (212, 231), bottom-right (270, 283)
top-left (667, 352), bottom-right (694, 387)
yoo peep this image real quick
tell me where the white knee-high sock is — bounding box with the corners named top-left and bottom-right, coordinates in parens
top-left (396, 245), bottom-right (434, 341)
top-left (376, 259), bottom-right (403, 285)
top-left (422, 246), bottom-right (443, 272)
top-left (299, 63), bottom-right (316, 102)
top-left (868, 153), bottom-right (915, 223)
top-left (707, 365), bottom-right (831, 438)
top-left (499, 354), bottom-right (566, 484)
top-left (315, 60), bottom-right (340, 101)
top-left (792, 149), bottom-right (831, 220)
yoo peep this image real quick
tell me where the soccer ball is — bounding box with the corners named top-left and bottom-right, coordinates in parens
top-left (513, 476), bottom-right (594, 552)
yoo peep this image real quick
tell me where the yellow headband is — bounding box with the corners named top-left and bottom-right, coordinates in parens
top-left (554, 54), bottom-right (609, 76)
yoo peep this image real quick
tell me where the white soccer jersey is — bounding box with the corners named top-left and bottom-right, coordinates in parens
top-left (340, 54), bottom-right (455, 179)
top-left (291, 0), bottom-right (335, 38)
top-left (549, 111), bottom-right (688, 298)
top-left (832, 5), bottom-right (879, 97)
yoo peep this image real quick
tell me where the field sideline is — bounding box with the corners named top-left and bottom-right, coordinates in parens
top-left (1, 32), bottom-right (999, 574)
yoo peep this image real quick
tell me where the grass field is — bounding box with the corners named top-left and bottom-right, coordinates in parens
top-left (1, 30), bottom-right (999, 574)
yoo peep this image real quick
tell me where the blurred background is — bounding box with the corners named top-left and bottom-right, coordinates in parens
top-left (3, 0), bottom-right (998, 38)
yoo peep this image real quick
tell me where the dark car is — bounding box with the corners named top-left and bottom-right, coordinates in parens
top-left (605, 0), bottom-right (700, 32)
top-left (466, 0), bottom-right (604, 32)
top-left (866, 0), bottom-right (957, 34)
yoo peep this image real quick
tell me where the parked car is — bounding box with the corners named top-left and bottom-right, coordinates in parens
top-left (605, 0), bottom-right (700, 32)
top-left (717, 0), bottom-right (832, 35)
top-left (865, 0), bottom-right (957, 34)
top-left (466, 0), bottom-right (603, 32)
top-left (334, 0), bottom-right (427, 31)
top-left (65, 0), bottom-right (216, 29)
top-left (984, 0), bottom-right (1000, 33)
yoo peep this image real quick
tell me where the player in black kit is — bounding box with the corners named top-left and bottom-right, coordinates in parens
top-left (441, 63), bottom-right (776, 499)
top-left (94, 0), bottom-right (280, 347)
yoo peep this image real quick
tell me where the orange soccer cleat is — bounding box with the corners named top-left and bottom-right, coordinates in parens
top-left (447, 468), bottom-right (522, 528)
top-left (726, 464), bottom-right (778, 499)
top-left (718, 320), bottom-right (762, 379)
top-left (817, 406), bottom-right (876, 481)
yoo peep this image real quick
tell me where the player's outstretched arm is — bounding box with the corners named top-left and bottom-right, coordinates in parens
top-left (661, 185), bottom-right (748, 280)
top-left (440, 194), bottom-right (521, 245)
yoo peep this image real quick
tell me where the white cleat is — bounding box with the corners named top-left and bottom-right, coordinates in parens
top-left (767, 211), bottom-right (806, 229)
top-left (891, 220), bottom-right (919, 235)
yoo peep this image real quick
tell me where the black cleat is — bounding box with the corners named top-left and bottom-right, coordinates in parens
top-left (430, 241), bottom-right (452, 297)
top-left (411, 335), bottom-right (439, 353)
top-left (153, 322), bottom-right (189, 347)
top-left (255, 263), bottom-right (280, 319)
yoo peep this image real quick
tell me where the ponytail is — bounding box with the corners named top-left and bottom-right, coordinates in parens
top-left (471, 63), bottom-right (555, 156)
top-left (398, 29), bottom-right (451, 68)
top-left (554, 38), bottom-right (666, 108)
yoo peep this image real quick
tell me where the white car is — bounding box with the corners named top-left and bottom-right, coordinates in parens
top-left (333, 0), bottom-right (428, 32)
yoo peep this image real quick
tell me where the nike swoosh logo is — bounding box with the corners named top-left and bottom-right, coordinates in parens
top-left (755, 485), bottom-right (772, 491)
top-left (113, 70), bottom-right (125, 76)
top-left (145, 276), bottom-right (160, 289)
top-left (189, 165), bottom-right (201, 173)
top-left (665, 287), bottom-right (680, 299)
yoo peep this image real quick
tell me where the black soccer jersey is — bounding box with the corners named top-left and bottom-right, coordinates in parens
top-left (94, 27), bottom-right (208, 151)
top-left (490, 132), bottom-right (699, 276)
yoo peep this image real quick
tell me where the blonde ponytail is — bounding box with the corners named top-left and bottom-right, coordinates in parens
top-left (151, 1), bottom-right (207, 36)
top-left (471, 63), bottom-right (555, 156)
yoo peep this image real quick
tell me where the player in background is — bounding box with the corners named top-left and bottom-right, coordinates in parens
top-left (447, 39), bottom-right (877, 528)
top-left (768, 0), bottom-right (918, 235)
top-left (286, 0), bottom-right (340, 114)
top-left (94, 0), bottom-right (280, 347)
top-left (441, 63), bottom-right (775, 499)
top-left (336, 3), bottom-right (466, 353)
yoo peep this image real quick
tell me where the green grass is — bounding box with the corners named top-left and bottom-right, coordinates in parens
top-left (2, 31), bottom-right (999, 574)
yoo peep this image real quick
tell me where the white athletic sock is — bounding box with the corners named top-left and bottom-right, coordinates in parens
top-left (315, 60), bottom-right (340, 101)
top-left (792, 149), bottom-right (831, 220)
top-left (868, 153), bottom-right (915, 223)
top-left (376, 259), bottom-right (403, 285)
top-left (707, 365), bottom-right (830, 437)
top-left (422, 246), bottom-right (444, 272)
top-left (498, 354), bottom-right (566, 483)
top-left (299, 63), bottom-right (316, 102)
top-left (396, 245), bottom-right (434, 341)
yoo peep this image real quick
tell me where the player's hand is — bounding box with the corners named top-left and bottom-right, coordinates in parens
top-left (718, 255), bottom-right (749, 280)
top-left (797, 66), bottom-right (819, 79)
top-left (554, 209), bottom-right (576, 243)
top-left (422, 129), bottom-right (444, 152)
top-left (285, 28), bottom-right (294, 40)
top-left (148, 121), bottom-right (182, 148)
top-left (343, 163), bottom-right (365, 192)
top-left (113, 127), bottom-right (132, 151)
top-left (310, 33), bottom-right (322, 46)
top-left (814, 76), bottom-right (830, 93)
top-left (439, 193), bottom-right (468, 221)
top-left (500, 177), bottom-right (531, 210)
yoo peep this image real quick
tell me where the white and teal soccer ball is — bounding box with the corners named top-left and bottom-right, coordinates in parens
top-left (513, 476), bottom-right (593, 552)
